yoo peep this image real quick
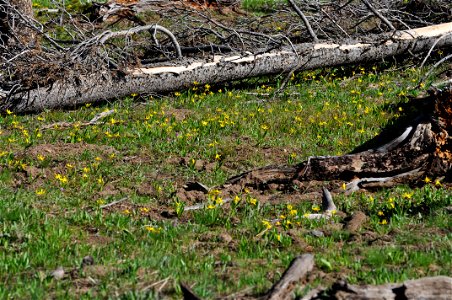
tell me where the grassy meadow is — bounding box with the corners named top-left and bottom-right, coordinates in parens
top-left (0, 1), bottom-right (451, 299)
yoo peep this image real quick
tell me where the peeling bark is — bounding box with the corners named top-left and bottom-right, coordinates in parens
top-left (2, 22), bottom-right (452, 113)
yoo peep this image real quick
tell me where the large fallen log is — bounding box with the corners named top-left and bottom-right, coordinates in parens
top-left (2, 22), bottom-right (452, 113)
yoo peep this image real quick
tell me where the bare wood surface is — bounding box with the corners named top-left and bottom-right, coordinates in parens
top-left (265, 254), bottom-right (314, 300)
top-left (3, 22), bottom-right (452, 113)
top-left (327, 276), bottom-right (452, 300)
top-left (361, 0), bottom-right (396, 30)
top-left (287, 0), bottom-right (318, 42)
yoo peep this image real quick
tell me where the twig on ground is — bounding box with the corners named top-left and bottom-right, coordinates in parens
top-left (99, 197), bottom-right (128, 209)
top-left (40, 109), bottom-right (116, 130)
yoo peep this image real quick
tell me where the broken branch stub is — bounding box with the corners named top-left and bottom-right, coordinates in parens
top-left (265, 254), bottom-right (314, 300)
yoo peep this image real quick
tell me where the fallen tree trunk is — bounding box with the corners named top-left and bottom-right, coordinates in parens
top-left (2, 22), bottom-right (452, 113)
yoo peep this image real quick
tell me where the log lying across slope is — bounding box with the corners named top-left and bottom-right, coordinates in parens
top-left (3, 22), bottom-right (452, 113)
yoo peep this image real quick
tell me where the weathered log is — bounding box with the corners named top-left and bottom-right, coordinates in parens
top-left (221, 86), bottom-right (451, 191)
top-left (2, 22), bottom-right (452, 112)
top-left (325, 276), bottom-right (452, 300)
top-left (265, 254), bottom-right (314, 300)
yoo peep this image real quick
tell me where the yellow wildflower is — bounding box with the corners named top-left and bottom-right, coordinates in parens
top-left (402, 193), bottom-right (413, 199)
top-left (35, 188), bottom-right (46, 196)
top-left (145, 226), bottom-right (160, 233)
top-left (140, 207), bottom-right (150, 213)
top-left (262, 220), bottom-right (272, 230)
top-left (215, 197), bottom-right (223, 205)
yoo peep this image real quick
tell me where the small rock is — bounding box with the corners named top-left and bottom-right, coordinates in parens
top-left (310, 230), bottom-right (325, 237)
top-left (81, 255), bottom-right (95, 268)
top-left (50, 267), bottom-right (65, 280)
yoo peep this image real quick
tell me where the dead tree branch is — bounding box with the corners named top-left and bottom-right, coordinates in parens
top-left (361, 0), bottom-right (396, 31)
top-left (287, 0), bottom-right (318, 42)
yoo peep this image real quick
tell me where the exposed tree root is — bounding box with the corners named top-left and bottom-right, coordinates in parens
top-left (220, 87), bottom-right (451, 194)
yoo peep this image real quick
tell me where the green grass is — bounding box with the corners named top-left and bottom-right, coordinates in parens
top-left (1, 61), bottom-right (451, 298)
top-left (4, 1), bottom-right (452, 298)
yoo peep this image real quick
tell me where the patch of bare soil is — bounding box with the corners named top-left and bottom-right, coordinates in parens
top-left (97, 199), bottom-right (165, 221)
top-left (166, 108), bottom-right (193, 121)
top-left (224, 143), bottom-right (300, 170)
top-left (136, 182), bottom-right (157, 196)
top-left (25, 142), bottom-right (118, 161)
top-left (176, 189), bottom-right (207, 205)
top-left (85, 233), bottom-right (113, 246)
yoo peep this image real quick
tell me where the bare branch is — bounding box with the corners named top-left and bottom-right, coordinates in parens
top-left (361, 0), bottom-right (396, 31)
top-left (287, 0), bottom-right (318, 42)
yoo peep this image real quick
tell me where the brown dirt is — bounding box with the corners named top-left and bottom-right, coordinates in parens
top-left (25, 142), bottom-right (118, 161)
top-left (166, 108), bottom-right (193, 121)
top-left (136, 182), bottom-right (157, 196)
top-left (344, 211), bottom-right (368, 233)
top-left (85, 233), bottom-right (113, 246)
